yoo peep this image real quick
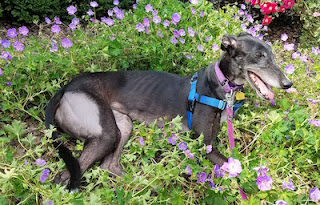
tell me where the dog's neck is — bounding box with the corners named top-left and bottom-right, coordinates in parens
top-left (218, 53), bottom-right (245, 86)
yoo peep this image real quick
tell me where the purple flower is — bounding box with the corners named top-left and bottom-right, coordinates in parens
top-left (139, 137), bottom-right (144, 146)
top-left (113, 6), bottom-right (120, 14)
top-left (241, 4), bottom-right (246, 10)
top-left (220, 157), bottom-right (242, 177)
top-left (308, 119), bottom-right (320, 127)
top-left (90, 1), bottom-right (98, 7)
top-left (282, 179), bottom-right (295, 191)
top-left (113, 0), bottom-right (119, 5)
top-left (197, 44), bottom-right (204, 52)
top-left (0, 68), bottom-right (3, 76)
top-left (186, 55), bottom-right (191, 60)
top-left (24, 160), bottom-right (27, 165)
top-left (173, 29), bottom-right (180, 38)
top-left (51, 25), bottom-right (61, 34)
top-left (108, 10), bottom-right (113, 16)
top-left (307, 98), bottom-right (319, 104)
top-left (190, 0), bottom-right (198, 4)
top-left (310, 187), bottom-right (320, 202)
top-left (136, 23), bottom-right (145, 32)
top-left (179, 29), bottom-right (185, 36)
top-left (7, 28), bottom-right (17, 38)
top-left (157, 31), bottom-right (164, 38)
top-left (1, 39), bottom-right (10, 48)
top-left (5, 81), bottom-right (11, 86)
top-left (178, 142), bottom-right (187, 150)
top-left (188, 27), bottom-right (195, 37)
top-left (313, 12), bottom-right (320, 17)
top-left (153, 16), bottom-right (161, 24)
top-left (281, 33), bottom-right (288, 41)
top-left (238, 9), bottom-right (244, 16)
top-left (284, 64), bottom-right (294, 74)
top-left (69, 23), bottom-right (76, 31)
top-left (67, 5), bottom-right (77, 15)
top-left (241, 24), bottom-right (247, 31)
top-left (87, 9), bottom-right (94, 16)
top-left (186, 166), bottom-right (192, 175)
top-left (206, 145), bottom-right (212, 153)
top-left (284, 43), bottom-right (294, 51)
top-left (198, 172), bottom-right (206, 183)
top-left (171, 13), bottom-right (181, 25)
top-left (312, 47), bottom-right (319, 55)
top-left (1, 51), bottom-right (12, 60)
top-left (184, 149), bottom-right (194, 159)
top-left (275, 200), bottom-right (288, 205)
top-left (253, 166), bottom-right (269, 176)
top-left (286, 87), bottom-right (296, 93)
top-left (47, 200), bottom-right (54, 205)
top-left (168, 133), bottom-right (178, 145)
top-left (13, 41), bottom-right (24, 51)
top-left (212, 44), bottom-right (219, 52)
top-left (200, 11), bottom-right (204, 18)
top-left (45, 17), bottom-right (51, 24)
top-left (19, 26), bottom-right (29, 36)
top-left (54, 17), bottom-right (62, 24)
top-left (256, 175), bottom-right (272, 191)
top-left (205, 36), bottom-right (211, 42)
top-left (163, 20), bottom-right (170, 27)
top-left (145, 28), bottom-right (149, 35)
top-left (102, 17), bottom-right (114, 26)
top-left (191, 8), bottom-right (196, 15)
top-left (170, 37), bottom-right (178, 45)
top-left (299, 55), bottom-right (308, 63)
top-left (213, 164), bottom-right (224, 178)
top-left (179, 38), bottom-right (185, 44)
top-left (143, 18), bottom-right (150, 27)
top-left (50, 40), bottom-right (58, 52)
top-left (246, 14), bottom-right (254, 23)
top-left (40, 169), bottom-right (50, 183)
top-left (145, 4), bottom-right (153, 12)
top-left (133, 4), bottom-right (137, 9)
top-left (152, 10), bottom-right (158, 16)
top-left (61, 38), bottom-right (73, 48)
top-left (292, 51), bottom-right (300, 58)
top-left (208, 179), bottom-right (215, 189)
top-left (35, 158), bottom-right (46, 166)
top-left (115, 10), bottom-right (124, 20)
top-left (72, 17), bottom-right (80, 25)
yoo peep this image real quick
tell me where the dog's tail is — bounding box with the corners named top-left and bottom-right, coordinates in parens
top-left (45, 87), bottom-right (81, 191)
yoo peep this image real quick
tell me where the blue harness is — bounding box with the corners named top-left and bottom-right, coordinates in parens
top-left (187, 72), bottom-right (244, 129)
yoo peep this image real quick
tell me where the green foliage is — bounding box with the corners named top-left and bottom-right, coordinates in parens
top-left (1, 0), bottom-right (134, 25)
top-left (0, 0), bottom-right (319, 204)
top-left (294, 0), bottom-right (320, 45)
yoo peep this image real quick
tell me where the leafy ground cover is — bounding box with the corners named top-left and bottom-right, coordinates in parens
top-left (0, 0), bottom-right (319, 204)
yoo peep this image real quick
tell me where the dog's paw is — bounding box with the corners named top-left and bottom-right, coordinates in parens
top-left (54, 170), bottom-right (70, 186)
top-left (108, 163), bottom-right (126, 177)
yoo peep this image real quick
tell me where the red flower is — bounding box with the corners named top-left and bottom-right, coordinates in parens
top-left (260, 2), bottom-right (277, 15)
top-left (281, 0), bottom-right (295, 9)
top-left (278, 5), bottom-right (286, 13)
top-left (262, 15), bottom-right (272, 25)
top-left (251, 0), bottom-right (260, 6)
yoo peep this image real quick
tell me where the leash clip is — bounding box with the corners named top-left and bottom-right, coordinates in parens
top-left (188, 98), bottom-right (196, 113)
top-left (225, 90), bottom-right (235, 108)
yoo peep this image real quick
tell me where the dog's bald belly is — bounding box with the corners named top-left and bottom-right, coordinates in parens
top-left (55, 92), bottom-right (102, 140)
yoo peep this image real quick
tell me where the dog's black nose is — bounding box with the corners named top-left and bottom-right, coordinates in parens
top-left (282, 80), bottom-right (293, 89)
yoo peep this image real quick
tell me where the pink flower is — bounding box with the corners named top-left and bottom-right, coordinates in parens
top-left (286, 87), bottom-right (296, 93)
top-left (197, 44), bottom-right (204, 52)
top-left (206, 145), bottom-right (212, 153)
top-left (212, 44), bottom-right (219, 52)
top-left (35, 158), bottom-right (46, 166)
top-left (184, 149), bottom-right (194, 159)
top-left (281, 33), bottom-right (288, 41)
top-left (220, 157), bottom-right (242, 177)
top-left (171, 13), bottom-right (181, 25)
top-left (145, 4), bottom-right (153, 12)
top-left (136, 23), bottom-right (145, 32)
top-left (90, 1), bottom-right (98, 8)
top-left (19, 26), bottom-right (29, 36)
top-left (275, 200), bottom-right (288, 205)
top-left (310, 187), bottom-right (320, 202)
top-left (313, 12), bottom-right (320, 17)
top-left (284, 43), bottom-right (294, 51)
top-left (256, 175), bottom-right (273, 191)
top-left (51, 25), bottom-right (61, 34)
top-left (186, 166), bottom-right (192, 175)
top-left (284, 64), bottom-right (294, 74)
top-left (67, 5), bottom-right (77, 15)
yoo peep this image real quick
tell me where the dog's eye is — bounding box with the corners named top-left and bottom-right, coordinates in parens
top-left (255, 52), bottom-right (265, 58)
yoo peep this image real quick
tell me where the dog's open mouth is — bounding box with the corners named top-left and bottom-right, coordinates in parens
top-left (248, 72), bottom-right (274, 100)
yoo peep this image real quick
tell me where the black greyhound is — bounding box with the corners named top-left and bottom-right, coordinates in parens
top-left (45, 33), bottom-right (292, 190)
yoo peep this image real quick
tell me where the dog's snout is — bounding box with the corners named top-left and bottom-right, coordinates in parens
top-left (282, 79), bottom-right (293, 89)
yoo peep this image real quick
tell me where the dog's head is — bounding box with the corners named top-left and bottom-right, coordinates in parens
top-left (220, 32), bottom-right (292, 100)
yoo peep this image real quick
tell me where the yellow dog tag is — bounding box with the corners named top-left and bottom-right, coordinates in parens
top-left (236, 92), bottom-right (245, 100)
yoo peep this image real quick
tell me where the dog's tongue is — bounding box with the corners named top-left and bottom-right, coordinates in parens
top-left (250, 73), bottom-right (274, 100)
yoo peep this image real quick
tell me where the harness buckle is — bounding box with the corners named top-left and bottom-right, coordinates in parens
top-left (191, 75), bottom-right (198, 82)
top-left (188, 98), bottom-right (196, 113)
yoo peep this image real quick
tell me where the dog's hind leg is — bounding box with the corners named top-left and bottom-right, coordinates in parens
top-left (54, 92), bottom-right (121, 186)
top-left (100, 111), bottom-right (132, 176)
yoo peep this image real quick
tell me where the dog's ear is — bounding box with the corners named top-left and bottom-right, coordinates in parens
top-left (221, 35), bottom-right (238, 56)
